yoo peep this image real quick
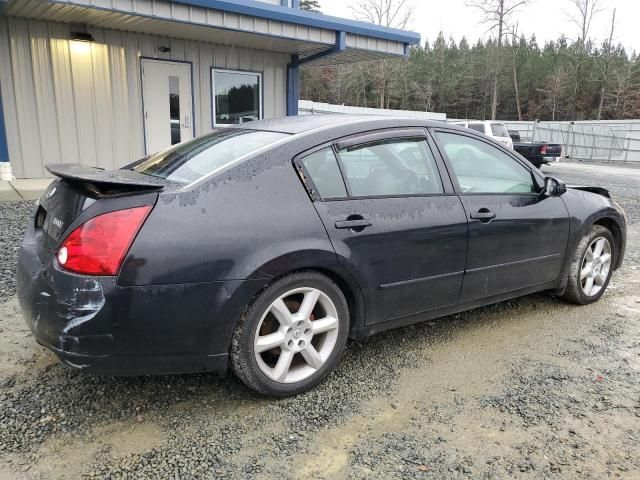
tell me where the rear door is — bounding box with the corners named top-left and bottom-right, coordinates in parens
top-left (431, 129), bottom-right (570, 302)
top-left (296, 129), bottom-right (468, 325)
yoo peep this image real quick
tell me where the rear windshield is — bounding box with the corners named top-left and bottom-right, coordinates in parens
top-left (467, 123), bottom-right (485, 134)
top-left (490, 124), bottom-right (510, 138)
top-left (130, 129), bottom-right (289, 184)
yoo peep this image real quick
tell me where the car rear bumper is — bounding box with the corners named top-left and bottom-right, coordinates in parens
top-left (16, 223), bottom-right (248, 376)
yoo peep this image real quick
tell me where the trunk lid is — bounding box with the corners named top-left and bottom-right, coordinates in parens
top-left (36, 164), bottom-right (166, 264)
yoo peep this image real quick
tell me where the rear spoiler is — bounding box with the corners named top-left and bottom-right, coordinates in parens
top-left (46, 163), bottom-right (166, 191)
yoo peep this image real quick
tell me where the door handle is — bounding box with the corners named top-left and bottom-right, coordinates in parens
top-left (182, 115), bottom-right (190, 128)
top-left (335, 215), bottom-right (372, 231)
top-left (470, 209), bottom-right (496, 222)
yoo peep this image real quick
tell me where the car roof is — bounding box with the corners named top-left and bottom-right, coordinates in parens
top-left (232, 114), bottom-right (449, 135)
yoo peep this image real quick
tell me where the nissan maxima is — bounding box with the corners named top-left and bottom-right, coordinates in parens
top-left (17, 115), bottom-right (626, 396)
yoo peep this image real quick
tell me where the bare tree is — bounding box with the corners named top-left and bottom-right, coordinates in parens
top-left (509, 26), bottom-right (523, 120)
top-left (350, 0), bottom-right (414, 108)
top-left (567, 0), bottom-right (601, 46)
top-left (350, 0), bottom-right (412, 29)
top-left (596, 8), bottom-right (616, 119)
top-left (466, 0), bottom-right (531, 119)
top-left (538, 70), bottom-right (570, 121)
top-left (566, 0), bottom-right (602, 118)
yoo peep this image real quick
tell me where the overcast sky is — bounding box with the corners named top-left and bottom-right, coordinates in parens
top-left (318, 0), bottom-right (639, 54)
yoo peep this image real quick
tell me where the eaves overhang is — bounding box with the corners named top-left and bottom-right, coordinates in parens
top-left (3, 0), bottom-right (419, 65)
top-left (170, 0), bottom-right (421, 45)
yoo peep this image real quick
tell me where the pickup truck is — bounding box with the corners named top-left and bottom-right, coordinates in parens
top-left (513, 142), bottom-right (562, 168)
top-left (508, 130), bottom-right (562, 168)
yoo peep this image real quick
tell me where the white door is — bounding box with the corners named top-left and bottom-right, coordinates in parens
top-left (141, 59), bottom-right (194, 154)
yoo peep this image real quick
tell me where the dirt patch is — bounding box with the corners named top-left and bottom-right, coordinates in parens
top-left (1, 164), bottom-right (639, 479)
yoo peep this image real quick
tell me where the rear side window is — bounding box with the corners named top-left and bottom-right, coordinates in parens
top-left (337, 138), bottom-right (443, 197)
top-left (131, 129), bottom-right (288, 184)
top-left (467, 123), bottom-right (485, 134)
top-left (300, 148), bottom-right (347, 199)
top-left (490, 124), bottom-right (509, 138)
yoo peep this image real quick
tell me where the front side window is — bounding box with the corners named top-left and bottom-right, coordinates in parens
top-left (337, 138), bottom-right (443, 197)
top-left (212, 69), bottom-right (262, 126)
top-left (490, 123), bottom-right (510, 138)
top-left (300, 148), bottom-right (347, 199)
top-left (467, 123), bottom-right (486, 134)
top-left (131, 129), bottom-right (288, 184)
top-left (435, 132), bottom-right (535, 194)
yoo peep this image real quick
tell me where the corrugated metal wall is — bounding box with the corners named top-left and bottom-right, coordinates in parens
top-left (0, 16), bottom-right (288, 178)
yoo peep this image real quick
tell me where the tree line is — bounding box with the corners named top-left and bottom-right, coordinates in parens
top-left (299, 0), bottom-right (640, 121)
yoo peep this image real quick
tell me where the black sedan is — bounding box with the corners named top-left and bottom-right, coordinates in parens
top-left (17, 115), bottom-right (626, 396)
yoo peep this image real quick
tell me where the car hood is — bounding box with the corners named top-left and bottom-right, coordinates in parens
top-left (567, 185), bottom-right (610, 198)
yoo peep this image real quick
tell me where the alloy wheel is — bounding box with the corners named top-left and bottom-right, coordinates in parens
top-left (580, 237), bottom-right (612, 297)
top-left (253, 287), bottom-right (340, 384)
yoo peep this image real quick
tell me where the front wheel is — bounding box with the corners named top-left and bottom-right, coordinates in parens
top-left (562, 225), bottom-right (615, 305)
top-left (230, 271), bottom-right (349, 396)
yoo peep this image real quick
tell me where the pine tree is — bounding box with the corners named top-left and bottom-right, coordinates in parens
top-left (299, 0), bottom-right (321, 12)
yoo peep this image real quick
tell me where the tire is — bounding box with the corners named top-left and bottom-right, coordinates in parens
top-left (562, 225), bottom-right (615, 305)
top-left (230, 271), bottom-right (349, 396)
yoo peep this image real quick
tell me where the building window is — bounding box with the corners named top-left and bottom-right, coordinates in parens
top-left (212, 69), bottom-right (262, 126)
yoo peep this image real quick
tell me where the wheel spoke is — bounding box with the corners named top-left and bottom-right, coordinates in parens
top-left (300, 344), bottom-right (324, 370)
top-left (580, 264), bottom-right (591, 280)
top-left (311, 316), bottom-right (339, 335)
top-left (599, 253), bottom-right (611, 265)
top-left (270, 298), bottom-right (293, 327)
top-left (271, 349), bottom-right (294, 382)
top-left (593, 238), bottom-right (605, 258)
top-left (584, 276), bottom-right (594, 295)
top-left (585, 246), bottom-right (594, 262)
top-left (255, 332), bottom-right (286, 353)
top-left (595, 273), bottom-right (607, 286)
top-left (298, 289), bottom-right (320, 320)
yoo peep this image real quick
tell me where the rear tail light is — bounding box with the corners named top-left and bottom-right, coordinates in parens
top-left (56, 206), bottom-right (152, 276)
top-left (540, 144), bottom-right (547, 155)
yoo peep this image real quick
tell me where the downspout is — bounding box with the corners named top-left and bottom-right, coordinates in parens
top-left (286, 31), bottom-right (346, 116)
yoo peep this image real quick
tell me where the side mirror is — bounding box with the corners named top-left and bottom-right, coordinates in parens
top-left (544, 176), bottom-right (567, 196)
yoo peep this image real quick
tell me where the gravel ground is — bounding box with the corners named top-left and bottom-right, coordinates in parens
top-left (0, 201), bottom-right (34, 303)
top-left (0, 162), bottom-right (639, 479)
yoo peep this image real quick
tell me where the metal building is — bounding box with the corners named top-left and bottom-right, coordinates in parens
top-left (0, 0), bottom-right (419, 178)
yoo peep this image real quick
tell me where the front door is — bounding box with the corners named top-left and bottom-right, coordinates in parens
top-left (297, 130), bottom-right (468, 325)
top-left (141, 59), bottom-right (194, 154)
top-left (432, 129), bottom-right (570, 303)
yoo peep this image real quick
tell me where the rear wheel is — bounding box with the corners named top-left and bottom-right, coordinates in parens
top-left (562, 225), bottom-right (615, 305)
top-left (230, 271), bottom-right (349, 396)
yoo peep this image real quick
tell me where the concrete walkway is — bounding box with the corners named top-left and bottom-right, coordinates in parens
top-left (0, 179), bottom-right (52, 201)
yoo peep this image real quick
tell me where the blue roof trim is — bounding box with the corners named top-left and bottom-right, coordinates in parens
top-left (170, 0), bottom-right (421, 45)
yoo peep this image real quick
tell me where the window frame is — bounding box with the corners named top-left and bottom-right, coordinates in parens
top-left (429, 128), bottom-right (545, 196)
top-left (294, 146), bottom-right (350, 202)
top-left (294, 128), bottom-right (451, 202)
top-left (210, 68), bottom-right (263, 128)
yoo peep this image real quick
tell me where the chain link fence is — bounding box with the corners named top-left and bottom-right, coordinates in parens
top-left (503, 120), bottom-right (640, 163)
